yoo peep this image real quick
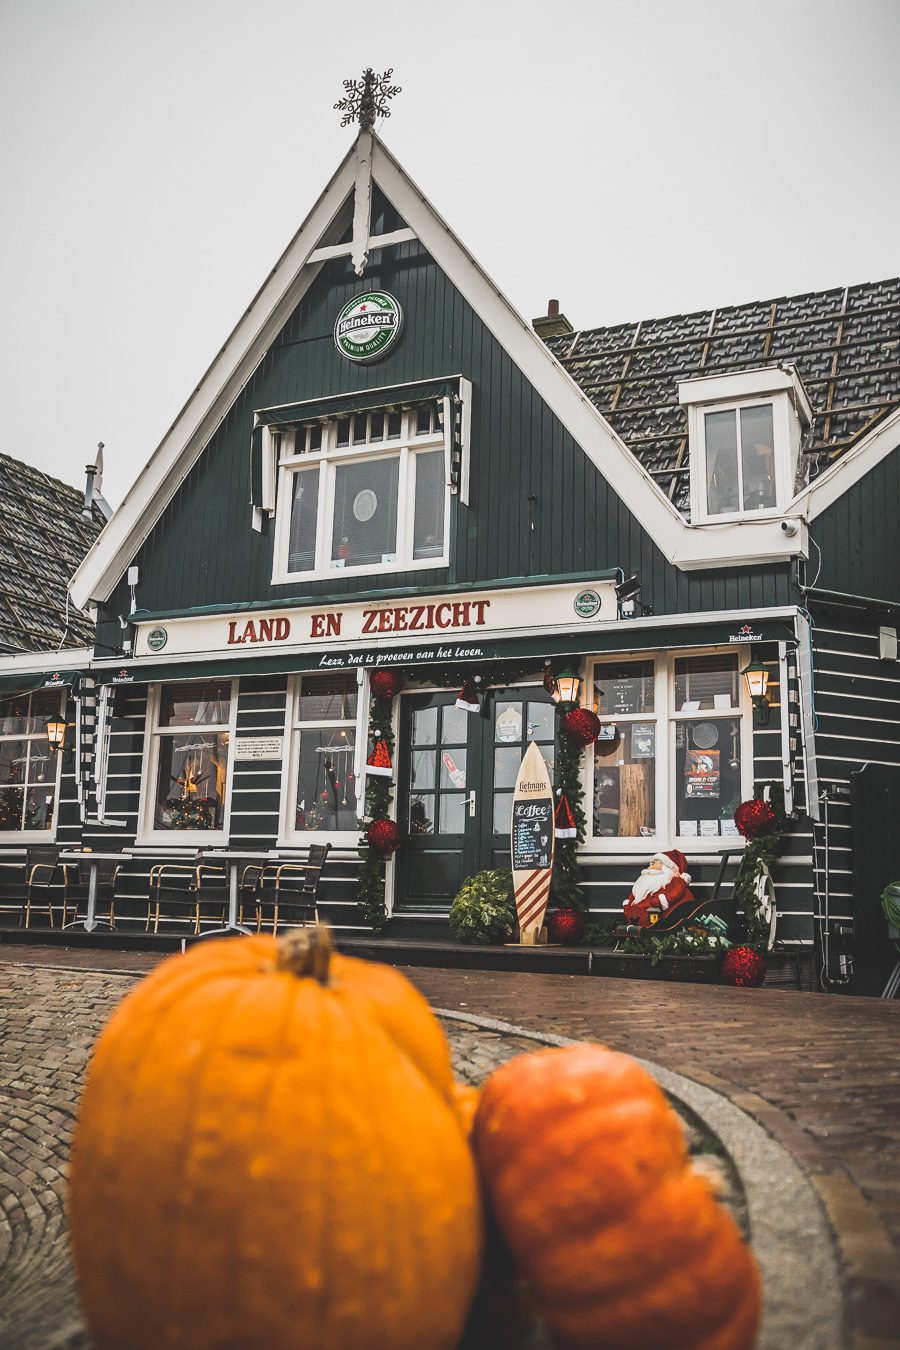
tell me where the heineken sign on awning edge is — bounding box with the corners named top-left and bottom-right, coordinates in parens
top-left (334, 292), bottom-right (403, 363)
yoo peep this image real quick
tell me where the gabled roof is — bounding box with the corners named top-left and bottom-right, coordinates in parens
top-left (544, 278), bottom-right (900, 513)
top-left (0, 453), bottom-right (106, 652)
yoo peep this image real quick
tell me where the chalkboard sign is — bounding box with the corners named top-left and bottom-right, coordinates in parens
top-left (512, 799), bottom-right (554, 871)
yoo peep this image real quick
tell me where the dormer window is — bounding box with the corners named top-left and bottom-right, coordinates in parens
top-left (679, 366), bottom-right (812, 524)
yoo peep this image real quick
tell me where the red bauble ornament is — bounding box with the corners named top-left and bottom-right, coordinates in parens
top-left (721, 946), bottom-right (766, 987)
top-left (365, 817), bottom-right (403, 855)
top-left (370, 669), bottom-right (405, 701)
top-left (733, 797), bottom-right (777, 840)
top-left (562, 706), bottom-right (602, 746)
top-left (547, 907), bottom-right (585, 946)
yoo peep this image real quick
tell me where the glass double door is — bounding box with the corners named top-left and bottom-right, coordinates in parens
top-left (395, 686), bottom-right (555, 912)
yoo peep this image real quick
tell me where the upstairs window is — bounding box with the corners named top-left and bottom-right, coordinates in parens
top-left (679, 366), bottom-right (812, 524)
top-left (272, 404), bottom-right (449, 582)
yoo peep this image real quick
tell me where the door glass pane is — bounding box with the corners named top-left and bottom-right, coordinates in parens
top-left (298, 672), bottom-right (357, 722)
top-left (441, 705), bottom-right (468, 745)
top-left (493, 746), bottom-right (521, 790)
top-left (674, 716), bottom-right (742, 837)
top-left (439, 793), bottom-right (466, 833)
top-left (155, 731), bottom-right (230, 831)
top-left (674, 654), bottom-right (739, 710)
top-left (440, 748), bottom-right (467, 790)
top-left (595, 662), bottom-right (654, 716)
top-left (740, 405), bottom-right (777, 510)
top-left (412, 705), bottom-right (437, 746)
top-left (288, 466), bottom-right (320, 572)
top-left (331, 457), bottom-right (399, 567)
top-left (593, 727), bottom-right (656, 838)
top-left (705, 410), bottom-right (739, 514)
top-left (495, 702), bottom-right (523, 744)
top-left (294, 728), bottom-right (357, 832)
top-left (493, 791), bottom-right (513, 835)
top-left (413, 451), bottom-right (445, 559)
top-left (409, 794), bottom-right (434, 835)
top-left (525, 703), bottom-right (554, 741)
top-left (158, 682), bottom-right (231, 728)
top-left (410, 750), bottom-right (435, 790)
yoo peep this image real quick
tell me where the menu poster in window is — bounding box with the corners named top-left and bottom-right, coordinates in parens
top-left (607, 678), bottom-right (640, 715)
top-left (511, 741), bottom-right (555, 944)
top-left (631, 723), bottom-right (655, 759)
top-left (685, 749), bottom-right (720, 799)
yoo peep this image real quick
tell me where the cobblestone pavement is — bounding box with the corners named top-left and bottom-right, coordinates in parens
top-left (2, 947), bottom-right (899, 1348)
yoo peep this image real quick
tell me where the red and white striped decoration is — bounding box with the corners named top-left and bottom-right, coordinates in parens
top-left (515, 867), bottom-right (553, 935)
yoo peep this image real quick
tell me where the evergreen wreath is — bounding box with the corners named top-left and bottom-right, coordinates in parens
top-left (356, 694), bottom-right (395, 931)
top-left (730, 781), bottom-right (790, 951)
top-left (551, 712), bottom-right (588, 916)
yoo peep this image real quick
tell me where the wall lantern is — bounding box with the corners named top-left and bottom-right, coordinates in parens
top-left (46, 719), bottom-right (70, 756)
top-left (552, 668), bottom-right (582, 708)
top-left (742, 658), bottom-right (770, 727)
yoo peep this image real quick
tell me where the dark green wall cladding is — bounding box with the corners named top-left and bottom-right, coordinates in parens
top-left (99, 191), bottom-right (794, 633)
top-left (810, 445), bottom-right (900, 603)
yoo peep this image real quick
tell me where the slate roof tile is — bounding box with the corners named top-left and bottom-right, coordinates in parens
top-left (0, 454), bottom-right (106, 654)
top-left (545, 278), bottom-right (900, 513)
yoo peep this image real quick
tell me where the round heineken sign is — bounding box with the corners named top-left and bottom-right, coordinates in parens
top-left (146, 627), bottom-right (168, 652)
top-left (334, 291), bottom-right (403, 363)
top-left (573, 589), bottom-right (602, 619)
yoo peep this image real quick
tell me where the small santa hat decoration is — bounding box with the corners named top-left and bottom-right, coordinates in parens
top-left (653, 849), bottom-right (691, 884)
top-left (554, 793), bottom-right (578, 840)
top-left (365, 738), bottom-right (393, 777)
top-left (455, 677), bottom-right (480, 714)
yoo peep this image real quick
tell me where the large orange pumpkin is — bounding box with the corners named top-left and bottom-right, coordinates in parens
top-left (69, 928), bottom-right (482, 1350)
top-left (472, 1044), bottom-right (761, 1350)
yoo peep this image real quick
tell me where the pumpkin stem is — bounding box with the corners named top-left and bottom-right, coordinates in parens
top-left (276, 925), bottom-right (333, 983)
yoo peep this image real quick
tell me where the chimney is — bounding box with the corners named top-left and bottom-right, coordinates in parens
top-left (532, 298), bottom-right (574, 340)
top-left (83, 442), bottom-right (113, 521)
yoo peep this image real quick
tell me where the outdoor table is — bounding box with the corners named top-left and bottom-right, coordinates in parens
top-left (194, 849), bottom-right (271, 940)
top-left (59, 850), bottom-right (127, 933)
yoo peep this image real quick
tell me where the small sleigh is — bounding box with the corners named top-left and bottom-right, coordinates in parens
top-left (615, 849), bottom-right (740, 940)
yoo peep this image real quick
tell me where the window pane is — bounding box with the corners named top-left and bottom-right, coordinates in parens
top-left (387, 411), bottom-right (402, 439)
top-left (526, 703), bottom-right (554, 741)
top-left (409, 794), bottom-right (434, 835)
top-left (308, 424), bottom-right (322, 453)
top-left (352, 414), bottom-right (367, 445)
top-left (674, 716), bottom-right (742, 836)
top-left (440, 748), bottom-right (467, 790)
top-left (29, 689), bottom-right (63, 731)
top-left (495, 701), bottom-right (523, 744)
top-left (705, 410), bottom-right (739, 514)
top-left (441, 705), bottom-right (468, 745)
top-left (336, 419), bottom-right (350, 447)
top-left (593, 727), bottom-right (656, 838)
top-left (0, 738), bottom-right (27, 830)
top-left (413, 451), bottom-right (445, 559)
top-left (416, 405), bottom-right (433, 435)
top-left (740, 405), bottom-right (777, 510)
top-left (412, 706), bottom-right (437, 746)
top-left (596, 661), bottom-right (655, 716)
top-left (155, 731), bottom-right (230, 831)
top-left (439, 793), bottom-right (465, 833)
top-left (298, 673), bottom-right (357, 722)
top-left (288, 466), bottom-right (320, 572)
top-left (493, 791), bottom-right (513, 835)
top-left (494, 746), bottom-right (521, 790)
top-left (158, 682), bottom-right (231, 728)
top-left (674, 654), bottom-right (739, 711)
top-left (411, 749), bottom-right (435, 790)
top-left (0, 695), bottom-right (30, 737)
top-left (331, 457), bottom-right (399, 567)
top-left (369, 412), bottom-right (385, 441)
top-left (294, 728), bottom-right (357, 832)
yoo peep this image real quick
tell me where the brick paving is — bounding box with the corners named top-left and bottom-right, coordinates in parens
top-left (1, 945), bottom-right (899, 1347)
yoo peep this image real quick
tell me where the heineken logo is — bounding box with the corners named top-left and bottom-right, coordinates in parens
top-left (334, 291), bottom-right (403, 363)
top-left (146, 627), bottom-right (168, 651)
top-left (573, 589), bottom-right (602, 619)
top-left (729, 625), bottom-right (762, 643)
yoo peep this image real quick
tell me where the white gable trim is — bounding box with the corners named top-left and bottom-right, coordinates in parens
top-left (74, 133), bottom-right (868, 608)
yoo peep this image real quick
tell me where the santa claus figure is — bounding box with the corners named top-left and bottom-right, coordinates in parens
top-left (623, 850), bottom-right (693, 930)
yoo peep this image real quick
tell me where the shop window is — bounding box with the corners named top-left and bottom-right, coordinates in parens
top-left (703, 403), bottom-right (777, 516)
top-left (284, 673), bottom-right (359, 839)
top-left (590, 651), bottom-right (750, 847)
top-left (141, 681), bottom-right (235, 839)
top-left (0, 689), bottom-right (63, 834)
top-left (273, 405), bottom-right (449, 582)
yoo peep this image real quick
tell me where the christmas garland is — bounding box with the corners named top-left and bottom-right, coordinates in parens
top-left (551, 714), bottom-right (588, 915)
top-left (730, 781), bottom-right (789, 952)
top-left (356, 693), bottom-right (395, 931)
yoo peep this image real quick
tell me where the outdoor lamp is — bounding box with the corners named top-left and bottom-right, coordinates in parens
top-left (46, 719), bottom-right (68, 755)
top-left (553, 668), bottom-right (582, 707)
top-left (742, 658), bottom-right (770, 726)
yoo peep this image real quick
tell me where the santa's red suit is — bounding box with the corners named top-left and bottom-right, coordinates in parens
top-left (623, 850), bottom-right (693, 929)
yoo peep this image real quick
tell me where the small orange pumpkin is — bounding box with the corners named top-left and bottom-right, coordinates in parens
top-left (472, 1044), bottom-right (761, 1350)
top-left (69, 928), bottom-right (482, 1350)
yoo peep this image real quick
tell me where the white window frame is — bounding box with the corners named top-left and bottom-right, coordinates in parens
top-left (137, 679), bottom-right (238, 846)
top-left (278, 671), bottom-right (366, 847)
top-left (271, 407), bottom-right (451, 584)
top-left (688, 394), bottom-right (796, 525)
top-left (0, 687), bottom-right (65, 840)
top-left (585, 647), bottom-right (753, 854)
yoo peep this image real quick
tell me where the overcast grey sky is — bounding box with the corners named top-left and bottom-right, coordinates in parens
top-left (1, 0), bottom-right (897, 506)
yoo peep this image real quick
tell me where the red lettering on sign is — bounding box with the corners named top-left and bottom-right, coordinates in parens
top-left (378, 609), bottom-right (394, 633)
top-left (274, 617), bottom-right (290, 641)
top-left (393, 607), bottom-right (409, 632)
top-left (471, 600), bottom-right (490, 625)
top-left (243, 620), bottom-right (258, 643)
top-left (408, 605), bottom-right (426, 630)
top-left (434, 603), bottom-right (453, 628)
top-left (227, 621), bottom-right (240, 645)
top-left (362, 610), bottom-right (378, 634)
top-left (452, 601), bottom-right (470, 627)
top-left (258, 618), bottom-right (274, 642)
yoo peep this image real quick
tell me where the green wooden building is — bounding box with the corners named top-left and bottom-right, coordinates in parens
top-left (3, 119), bottom-right (899, 991)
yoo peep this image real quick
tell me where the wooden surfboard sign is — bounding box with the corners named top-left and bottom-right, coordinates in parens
top-left (511, 741), bottom-right (555, 945)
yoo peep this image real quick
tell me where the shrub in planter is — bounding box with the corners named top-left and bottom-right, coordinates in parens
top-left (449, 870), bottom-right (516, 945)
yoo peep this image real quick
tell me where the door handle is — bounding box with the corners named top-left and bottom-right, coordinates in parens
top-left (462, 791), bottom-right (477, 818)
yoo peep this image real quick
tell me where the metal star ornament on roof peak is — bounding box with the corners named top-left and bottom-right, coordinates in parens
top-left (335, 67), bottom-right (401, 132)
